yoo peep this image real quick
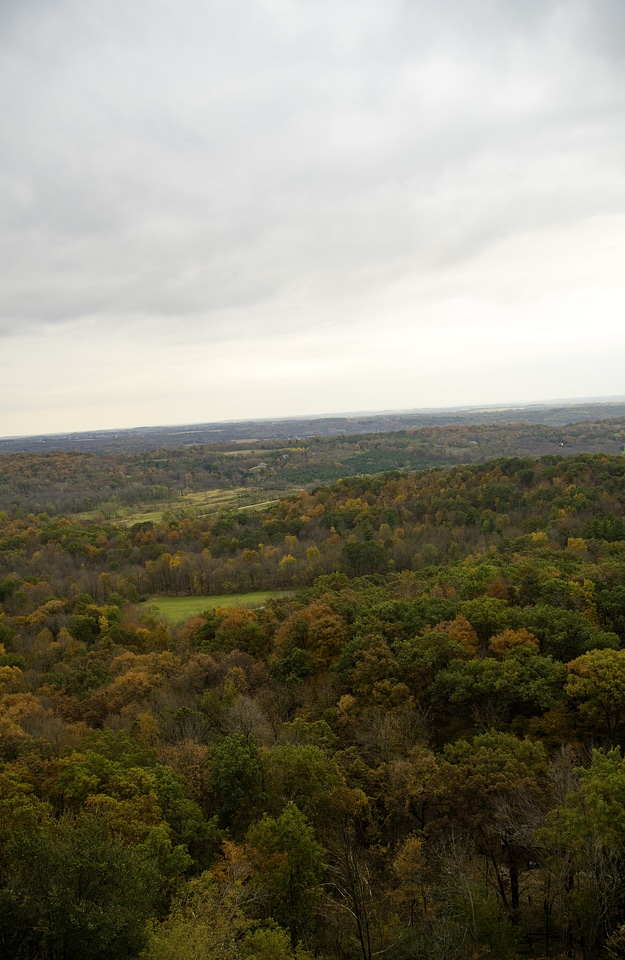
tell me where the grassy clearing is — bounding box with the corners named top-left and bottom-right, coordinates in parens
top-left (113, 488), bottom-right (248, 525)
top-left (75, 485), bottom-right (299, 525)
top-left (139, 591), bottom-right (292, 623)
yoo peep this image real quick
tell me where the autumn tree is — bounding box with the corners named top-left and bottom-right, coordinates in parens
top-left (431, 731), bottom-right (548, 923)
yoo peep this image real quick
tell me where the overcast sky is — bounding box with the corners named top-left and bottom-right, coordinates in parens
top-left (1, 0), bottom-right (624, 437)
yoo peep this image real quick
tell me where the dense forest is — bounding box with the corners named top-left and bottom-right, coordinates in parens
top-left (2, 445), bottom-right (625, 958)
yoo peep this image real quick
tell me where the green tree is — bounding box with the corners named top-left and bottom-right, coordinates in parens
top-left (1, 813), bottom-right (163, 960)
top-left (140, 872), bottom-right (244, 960)
top-left (431, 646), bottom-right (566, 733)
top-left (241, 923), bottom-right (313, 960)
top-left (566, 648), bottom-right (625, 744)
top-left (247, 804), bottom-right (324, 945)
top-left (342, 541), bottom-right (386, 577)
top-left (210, 735), bottom-right (264, 833)
top-left (263, 742), bottom-right (343, 821)
top-left (540, 749), bottom-right (625, 958)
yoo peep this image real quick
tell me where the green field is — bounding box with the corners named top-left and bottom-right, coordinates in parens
top-left (139, 591), bottom-right (291, 623)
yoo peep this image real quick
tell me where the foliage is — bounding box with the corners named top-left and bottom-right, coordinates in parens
top-left (2, 449), bottom-right (625, 957)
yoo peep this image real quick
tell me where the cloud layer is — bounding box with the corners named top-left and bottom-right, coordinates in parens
top-left (1, 0), bottom-right (624, 434)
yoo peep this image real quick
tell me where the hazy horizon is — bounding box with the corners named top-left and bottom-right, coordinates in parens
top-left (3, 393), bottom-right (625, 442)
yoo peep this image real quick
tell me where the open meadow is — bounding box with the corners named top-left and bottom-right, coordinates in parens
top-left (139, 590), bottom-right (291, 622)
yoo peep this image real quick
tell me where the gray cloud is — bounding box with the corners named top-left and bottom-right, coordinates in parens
top-left (1, 0), bottom-right (624, 427)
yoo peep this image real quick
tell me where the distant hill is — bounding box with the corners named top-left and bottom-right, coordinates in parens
top-left (3, 399), bottom-right (625, 453)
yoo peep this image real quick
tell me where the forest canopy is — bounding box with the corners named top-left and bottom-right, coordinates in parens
top-left (2, 444), bottom-right (625, 958)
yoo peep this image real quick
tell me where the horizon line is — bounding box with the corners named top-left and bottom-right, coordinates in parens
top-left (3, 394), bottom-right (625, 443)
